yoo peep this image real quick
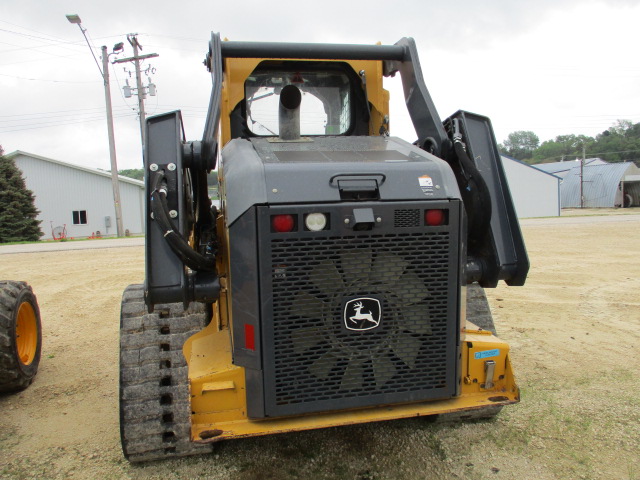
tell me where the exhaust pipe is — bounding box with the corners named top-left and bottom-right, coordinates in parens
top-left (279, 84), bottom-right (302, 141)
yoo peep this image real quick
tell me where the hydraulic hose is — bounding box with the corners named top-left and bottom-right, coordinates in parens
top-left (452, 120), bottom-right (492, 240)
top-left (149, 170), bottom-right (216, 272)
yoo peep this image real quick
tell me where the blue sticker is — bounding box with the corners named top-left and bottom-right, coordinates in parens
top-left (474, 349), bottom-right (500, 360)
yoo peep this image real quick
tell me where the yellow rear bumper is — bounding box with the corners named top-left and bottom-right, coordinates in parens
top-left (184, 322), bottom-right (518, 443)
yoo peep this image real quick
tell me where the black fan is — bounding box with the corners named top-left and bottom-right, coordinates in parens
top-left (290, 249), bottom-right (432, 391)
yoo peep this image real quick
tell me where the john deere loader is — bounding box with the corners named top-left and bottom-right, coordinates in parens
top-left (119, 34), bottom-right (529, 462)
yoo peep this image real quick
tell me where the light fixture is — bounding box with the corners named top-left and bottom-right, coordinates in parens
top-left (305, 213), bottom-right (327, 231)
top-left (272, 214), bottom-right (295, 233)
top-left (425, 209), bottom-right (445, 226)
top-left (65, 14), bottom-right (82, 24)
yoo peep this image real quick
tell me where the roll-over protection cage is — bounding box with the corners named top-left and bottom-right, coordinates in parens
top-left (143, 33), bottom-right (528, 310)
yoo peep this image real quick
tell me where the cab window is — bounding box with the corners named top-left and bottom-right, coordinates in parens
top-left (245, 69), bottom-right (352, 136)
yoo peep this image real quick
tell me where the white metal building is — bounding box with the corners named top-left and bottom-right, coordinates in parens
top-left (500, 155), bottom-right (561, 218)
top-left (7, 151), bottom-right (145, 240)
top-left (534, 158), bottom-right (640, 208)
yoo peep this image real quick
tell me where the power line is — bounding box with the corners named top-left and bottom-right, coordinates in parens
top-left (0, 108), bottom-right (134, 124)
top-left (0, 109), bottom-right (136, 125)
top-left (0, 27), bottom-right (84, 48)
top-left (138, 32), bottom-right (205, 43)
top-left (0, 112), bottom-right (138, 133)
top-left (0, 24), bottom-right (128, 50)
top-left (0, 52), bottom-right (86, 66)
top-left (0, 39), bottom-right (86, 59)
top-left (0, 72), bottom-right (99, 84)
top-left (0, 105), bottom-right (132, 118)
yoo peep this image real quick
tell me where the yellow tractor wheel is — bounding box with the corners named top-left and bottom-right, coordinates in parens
top-left (0, 281), bottom-right (42, 393)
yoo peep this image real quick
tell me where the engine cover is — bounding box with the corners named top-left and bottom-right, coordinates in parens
top-left (221, 136), bottom-right (465, 418)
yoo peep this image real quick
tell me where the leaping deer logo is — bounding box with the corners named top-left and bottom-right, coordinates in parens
top-left (344, 298), bottom-right (381, 331)
top-left (349, 301), bottom-right (376, 325)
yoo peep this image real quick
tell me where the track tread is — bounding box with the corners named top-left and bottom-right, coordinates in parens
top-left (119, 284), bottom-right (213, 462)
top-left (466, 282), bottom-right (497, 335)
top-left (431, 405), bottom-right (503, 424)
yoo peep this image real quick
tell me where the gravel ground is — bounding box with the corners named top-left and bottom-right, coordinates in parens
top-left (0, 210), bottom-right (639, 479)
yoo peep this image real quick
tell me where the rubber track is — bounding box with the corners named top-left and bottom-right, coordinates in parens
top-left (0, 281), bottom-right (37, 392)
top-left (466, 282), bottom-right (497, 335)
top-left (119, 284), bottom-right (213, 462)
top-left (431, 405), bottom-right (503, 423)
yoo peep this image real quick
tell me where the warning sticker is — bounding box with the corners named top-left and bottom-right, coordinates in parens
top-left (419, 175), bottom-right (433, 187)
top-left (419, 175), bottom-right (434, 196)
top-left (474, 349), bottom-right (500, 360)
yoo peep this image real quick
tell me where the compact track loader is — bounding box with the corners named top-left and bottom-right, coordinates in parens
top-left (119, 34), bottom-right (528, 462)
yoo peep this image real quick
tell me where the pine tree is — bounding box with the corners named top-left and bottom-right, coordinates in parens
top-left (0, 148), bottom-right (43, 243)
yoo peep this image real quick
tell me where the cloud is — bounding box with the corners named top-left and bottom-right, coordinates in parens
top-left (2, 0), bottom-right (639, 168)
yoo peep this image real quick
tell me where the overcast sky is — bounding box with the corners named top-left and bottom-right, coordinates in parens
top-left (2, 0), bottom-right (639, 171)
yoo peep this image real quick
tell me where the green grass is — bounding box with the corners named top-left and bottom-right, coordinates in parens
top-left (0, 235), bottom-right (143, 246)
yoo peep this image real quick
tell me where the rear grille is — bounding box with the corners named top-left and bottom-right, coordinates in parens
top-left (394, 209), bottom-right (421, 227)
top-left (259, 211), bottom-right (459, 416)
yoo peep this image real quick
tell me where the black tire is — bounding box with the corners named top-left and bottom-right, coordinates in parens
top-left (0, 281), bottom-right (42, 393)
top-left (119, 284), bottom-right (214, 462)
top-left (466, 282), bottom-right (497, 335)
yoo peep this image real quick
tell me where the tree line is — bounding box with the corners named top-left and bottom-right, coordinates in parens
top-left (498, 120), bottom-right (640, 165)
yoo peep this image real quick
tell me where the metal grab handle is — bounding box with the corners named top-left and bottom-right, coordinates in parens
top-left (329, 173), bottom-right (386, 187)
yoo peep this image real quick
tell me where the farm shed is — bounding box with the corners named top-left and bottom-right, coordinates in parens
top-left (500, 155), bottom-right (561, 218)
top-left (534, 158), bottom-right (606, 179)
top-left (6, 150), bottom-right (145, 240)
top-left (535, 159), bottom-right (640, 208)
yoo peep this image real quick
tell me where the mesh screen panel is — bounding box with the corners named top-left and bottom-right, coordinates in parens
top-left (261, 224), bottom-right (457, 414)
top-left (394, 209), bottom-right (421, 228)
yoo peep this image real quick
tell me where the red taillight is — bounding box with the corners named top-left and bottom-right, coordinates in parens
top-left (244, 324), bottom-right (255, 351)
top-left (271, 215), bottom-right (296, 233)
top-left (425, 209), bottom-right (445, 226)
top-left (271, 214), bottom-right (295, 232)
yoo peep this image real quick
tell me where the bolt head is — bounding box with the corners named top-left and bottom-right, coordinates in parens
top-left (149, 164), bottom-right (158, 172)
top-left (167, 163), bottom-right (176, 171)
top-left (169, 210), bottom-right (178, 218)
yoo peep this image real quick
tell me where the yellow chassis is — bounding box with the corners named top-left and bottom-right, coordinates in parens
top-left (184, 317), bottom-right (518, 443)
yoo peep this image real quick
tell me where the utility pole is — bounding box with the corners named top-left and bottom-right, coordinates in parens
top-left (130, 35), bottom-right (147, 147)
top-left (113, 34), bottom-right (158, 149)
top-left (580, 144), bottom-right (586, 209)
top-left (66, 14), bottom-right (124, 237)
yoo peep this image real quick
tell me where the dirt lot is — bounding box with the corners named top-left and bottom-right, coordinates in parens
top-left (1, 211), bottom-right (639, 480)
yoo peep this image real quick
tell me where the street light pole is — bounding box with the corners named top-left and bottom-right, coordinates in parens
top-left (66, 14), bottom-right (124, 237)
top-left (101, 45), bottom-right (125, 237)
